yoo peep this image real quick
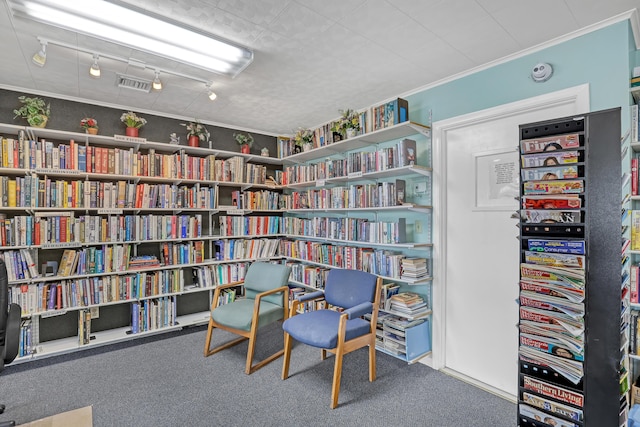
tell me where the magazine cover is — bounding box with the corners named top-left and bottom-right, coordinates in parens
top-left (521, 165), bottom-right (579, 181)
top-left (523, 180), bottom-right (584, 195)
top-left (522, 195), bottom-right (581, 210)
top-left (520, 133), bottom-right (580, 154)
top-left (520, 263), bottom-right (585, 290)
top-left (521, 210), bottom-right (581, 224)
top-left (521, 392), bottom-right (583, 422)
top-left (524, 251), bottom-right (584, 269)
top-left (522, 376), bottom-right (584, 408)
top-left (527, 239), bottom-right (586, 255)
top-left (518, 403), bottom-right (580, 427)
top-left (521, 151), bottom-right (579, 168)
top-left (520, 280), bottom-right (585, 303)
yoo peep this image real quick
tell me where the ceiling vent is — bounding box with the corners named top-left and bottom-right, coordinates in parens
top-left (116, 73), bottom-right (152, 92)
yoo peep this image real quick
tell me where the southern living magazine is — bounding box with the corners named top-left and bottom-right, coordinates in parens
top-left (522, 376), bottom-right (583, 407)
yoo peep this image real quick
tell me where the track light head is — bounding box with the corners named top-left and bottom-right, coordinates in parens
top-left (32, 42), bottom-right (46, 67)
top-left (206, 82), bottom-right (217, 101)
top-left (152, 70), bottom-right (162, 91)
top-left (89, 54), bottom-right (100, 78)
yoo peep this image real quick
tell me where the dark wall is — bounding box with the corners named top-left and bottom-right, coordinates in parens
top-left (0, 88), bottom-right (276, 155)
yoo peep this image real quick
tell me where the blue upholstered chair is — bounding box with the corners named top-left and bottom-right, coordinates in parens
top-left (204, 262), bottom-right (291, 374)
top-left (281, 269), bottom-right (382, 408)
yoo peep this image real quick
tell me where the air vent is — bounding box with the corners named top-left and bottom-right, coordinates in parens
top-left (116, 73), bottom-right (152, 92)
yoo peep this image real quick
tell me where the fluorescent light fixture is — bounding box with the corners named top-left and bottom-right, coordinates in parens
top-left (152, 70), bottom-right (162, 91)
top-left (8, 0), bottom-right (254, 78)
top-left (89, 54), bottom-right (100, 78)
top-left (32, 41), bottom-right (46, 66)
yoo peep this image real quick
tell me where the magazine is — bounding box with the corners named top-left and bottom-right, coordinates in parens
top-left (519, 333), bottom-right (583, 361)
top-left (520, 263), bottom-right (585, 290)
top-left (520, 133), bottom-right (580, 154)
top-left (521, 151), bottom-right (579, 168)
top-left (523, 251), bottom-right (584, 270)
top-left (519, 347), bottom-right (583, 386)
top-left (519, 306), bottom-right (584, 336)
top-left (527, 239), bottom-right (585, 255)
top-left (518, 403), bottom-right (580, 427)
top-left (522, 195), bottom-right (581, 210)
top-left (522, 375), bottom-right (584, 407)
top-left (521, 165), bottom-right (579, 181)
top-left (520, 280), bottom-right (584, 304)
top-left (521, 392), bottom-right (583, 422)
top-left (521, 209), bottom-right (581, 224)
top-left (519, 292), bottom-right (584, 320)
top-left (523, 180), bottom-right (584, 195)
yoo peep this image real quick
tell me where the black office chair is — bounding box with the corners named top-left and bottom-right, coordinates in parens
top-left (0, 258), bottom-right (21, 427)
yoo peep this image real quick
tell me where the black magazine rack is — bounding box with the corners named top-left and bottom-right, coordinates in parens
top-left (517, 108), bottom-right (622, 426)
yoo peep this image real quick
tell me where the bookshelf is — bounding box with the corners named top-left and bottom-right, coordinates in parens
top-left (280, 117), bottom-right (434, 363)
top-left (516, 109), bottom-right (623, 426)
top-left (0, 122), bottom-right (284, 363)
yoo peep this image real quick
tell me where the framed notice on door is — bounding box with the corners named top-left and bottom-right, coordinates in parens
top-left (473, 148), bottom-right (519, 211)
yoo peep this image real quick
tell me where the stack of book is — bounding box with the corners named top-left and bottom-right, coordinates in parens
top-left (128, 255), bottom-right (161, 270)
top-left (386, 292), bottom-right (429, 317)
top-left (400, 257), bottom-right (429, 280)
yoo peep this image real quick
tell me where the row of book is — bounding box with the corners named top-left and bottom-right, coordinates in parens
top-left (212, 238), bottom-right (281, 262)
top-left (276, 98), bottom-right (409, 158)
top-left (193, 262), bottom-right (250, 289)
top-left (0, 175), bottom-right (217, 209)
top-left (218, 215), bottom-right (282, 237)
top-left (229, 189), bottom-right (281, 211)
top-left (288, 262), bottom-right (330, 289)
top-left (8, 268), bottom-right (185, 314)
top-left (0, 213), bottom-right (203, 247)
top-left (279, 239), bottom-right (409, 280)
top-left (282, 180), bottom-right (406, 210)
top-left (130, 296), bottom-right (177, 334)
top-left (280, 138), bottom-right (417, 185)
top-left (282, 216), bottom-right (407, 244)
top-left (0, 136), bottom-right (271, 184)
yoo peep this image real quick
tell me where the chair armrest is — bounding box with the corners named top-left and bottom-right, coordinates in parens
top-left (212, 280), bottom-right (245, 309)
top-left (298, 290), bottom-right (324, 303)
top-left (253, 286), bottom-right (289, 306)
top-left (344, 302), bottom-right (373, 320)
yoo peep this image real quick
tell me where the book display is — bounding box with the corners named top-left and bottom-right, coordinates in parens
top-left (0, 121), bottom-right (284, 363)
top-left (516, 109), bottom-right (623, 426)
top-left (280, 117), bottom-right (433, 363)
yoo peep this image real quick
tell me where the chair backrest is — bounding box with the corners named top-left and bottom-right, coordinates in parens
top-left (244, 262), bottom-right (291, 306)
top-left (0, 258), bottom-right (8, 348)
top-left (324, 269), bottom-right (377, 309)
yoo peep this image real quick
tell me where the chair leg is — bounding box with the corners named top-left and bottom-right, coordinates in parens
top-left (368, 341), bottom-right (377, 382)
top-left (203, 318), bottom-right (215, 356)
top-left (281, 332), bottom-right (292, 380)
top-left (331, 347), bottom-right (344, 409)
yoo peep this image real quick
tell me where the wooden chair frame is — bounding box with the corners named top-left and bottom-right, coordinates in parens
top-left (204, 280), bottom-right (289, 374)
top-left (282, 277), bottom-right (382, 408)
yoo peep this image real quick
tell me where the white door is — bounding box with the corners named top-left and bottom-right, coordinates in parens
top-left (431, 85), bottom-right (590, 398)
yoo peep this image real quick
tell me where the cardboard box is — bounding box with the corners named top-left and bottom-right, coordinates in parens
top-left (632, 385), bottom-right (640, 406)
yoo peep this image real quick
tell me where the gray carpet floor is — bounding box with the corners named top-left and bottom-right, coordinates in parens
top-left (0, 322), bottom-right (515, 426)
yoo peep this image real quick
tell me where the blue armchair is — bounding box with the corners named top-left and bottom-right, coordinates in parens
top-left (281, 269), bottom-right (382, 408)
top-left (204, 262), bottom-right (291, 374)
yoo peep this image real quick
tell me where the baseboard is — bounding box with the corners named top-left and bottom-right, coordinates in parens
top-left (440, 368), bottom-right (517, 403)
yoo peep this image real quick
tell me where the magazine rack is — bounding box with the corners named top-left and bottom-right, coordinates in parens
top-left (516, 109), bottom-right (623, 426)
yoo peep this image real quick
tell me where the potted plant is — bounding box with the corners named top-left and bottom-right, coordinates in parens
top-left (13, 95), bottom-right (51, 128)
top-left (120, 111), bottom-right (147, 137)
top-left (234, 132), bottom-right (254, 154)
top-left (330, 108), bottom-right (361, 139)
top-left (294, 128), bottom-right (314, 152)
top-left (80, 117), bottom-right (99, 135)
top-left (181, 120), bottom-right (210, 147)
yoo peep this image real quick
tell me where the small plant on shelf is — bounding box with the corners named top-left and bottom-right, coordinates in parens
top-left (181, 120), bottom-right (210, 142)
top-left (330, 108), bottom-right (361, 138)
top-left (234, 132), bottom-right (254, 154)
top-left (120, 111), bottom-right (147, 129)
top-left (80, 117), bottom-right (98, 134)
top-left (13, 95), bottom-right (51, 128)
top-left (293, 127), bottom-right (314, 152)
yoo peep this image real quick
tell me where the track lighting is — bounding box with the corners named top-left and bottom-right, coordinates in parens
top-left (206, 83), bottom-right (217, 101)
top-left (32, 41), bottom-right (46, 67)
top-left (89, 54), bottom-right (100, 78)
top-left (152, 70), bottom-right (162, 91)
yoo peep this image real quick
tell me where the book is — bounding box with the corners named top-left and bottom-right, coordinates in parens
top-left (395, 179), bottom-right (406, 205)
top-left (397, 139), bottom-right (417, 166)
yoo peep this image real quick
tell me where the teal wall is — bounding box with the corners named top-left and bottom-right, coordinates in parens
top-left (407, 21), bottom-right (632, 133)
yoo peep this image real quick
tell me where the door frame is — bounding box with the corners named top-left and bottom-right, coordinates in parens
top-left (428, 84), bottom-right (590, 378)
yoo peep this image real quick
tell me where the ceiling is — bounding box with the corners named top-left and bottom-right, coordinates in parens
top-left (1, 0), bottom-right (639, 137)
